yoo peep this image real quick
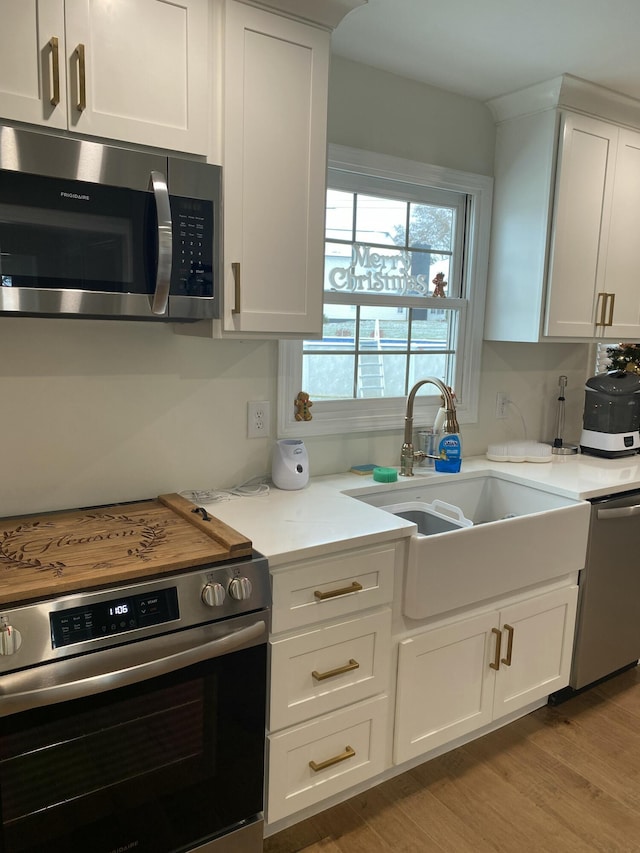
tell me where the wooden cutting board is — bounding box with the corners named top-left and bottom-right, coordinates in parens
top-left (0, 493), bottom-right (252, 605)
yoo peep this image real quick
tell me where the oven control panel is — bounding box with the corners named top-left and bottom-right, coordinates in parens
top-left (50, 587), bottom-right (179, 648)
top-left (0, 553), bottom-right (270, 673)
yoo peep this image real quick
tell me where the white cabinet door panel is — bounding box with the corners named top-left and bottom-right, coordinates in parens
top-left (0, 0), bottom-right (67, 128)
top-left (64, 0), bottom-right (208, 153)
top-left (603, 128), bottom-right (640, 339)
top-left (223, 1), bottom-right (328, 335)
top-left (545, 114), bottom-right (617, 337)
top-left (492, 586), bottom-right (578, 717)
top-left (394, 612), bottom-right (496, 765)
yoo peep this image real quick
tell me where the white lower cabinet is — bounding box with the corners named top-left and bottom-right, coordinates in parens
top-left (394, 585), bottom-right (578, 764)
top-left (266, 542), bottom-right (396, 825)
top-left (266, 539), bottom-right (580, 827)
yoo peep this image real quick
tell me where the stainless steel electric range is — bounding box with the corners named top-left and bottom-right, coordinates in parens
top-left (0, 495), bottom-right (270, 853)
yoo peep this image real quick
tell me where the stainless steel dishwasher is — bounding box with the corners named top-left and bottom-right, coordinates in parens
top-left (551, 488), bottom-right (640, 702)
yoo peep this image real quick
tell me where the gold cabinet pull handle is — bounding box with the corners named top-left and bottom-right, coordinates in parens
top-left (501, 624), bottom-right (514, 666)
top-left (231, 262), bottom-right (241, 314)
top-left (48, 37), bottom-right (60, 106)
top-left (314, 581), bottom-right (363, 601)
top-left (597, 292), bottom-right (616, 327)
top-left (309, 745), bottom-right (355, 773)
top-left (490, 627), bottom-right (501, 670)
top-left (312, 659), bottom-right (359, 682)
top-left (605, 292), bottom-right (615, 326)
top-left (75, 43), bottom-right (86, 112)
top-left (597, 291), bottom-right (608, 326)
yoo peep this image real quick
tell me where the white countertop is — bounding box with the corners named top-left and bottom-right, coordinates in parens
top-left (202, 454), bottom-right (640, 566)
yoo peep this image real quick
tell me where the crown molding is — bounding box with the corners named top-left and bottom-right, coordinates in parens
top-left (236, 0), bottom-right (367, 30)
top-left (487, 73), bottom-right (640, 130)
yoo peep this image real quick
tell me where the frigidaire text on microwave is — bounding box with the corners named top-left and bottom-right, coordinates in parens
top-left (0, 125), bottom-right (221, 322)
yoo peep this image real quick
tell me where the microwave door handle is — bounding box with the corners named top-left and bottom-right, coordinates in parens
top-left (149, 170), bottom-right (173, 315)
top-left (0, 619), bottom-right (266, 718)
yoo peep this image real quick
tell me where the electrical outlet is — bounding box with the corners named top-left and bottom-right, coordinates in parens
top-left (247, 400), bottom-right (271, 438)
top-left (495, 391), bottom-right (509, 419)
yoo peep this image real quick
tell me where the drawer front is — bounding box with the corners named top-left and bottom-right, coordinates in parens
top-left (271, 544), bottom-right (396, 634)
top-left (269, 609), bottom-right (392, 731)
top-left (266, 694), bottom-right (389, 824)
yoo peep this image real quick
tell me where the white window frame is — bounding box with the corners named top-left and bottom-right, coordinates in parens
top-left (277, 145), bottom-right (493, 437)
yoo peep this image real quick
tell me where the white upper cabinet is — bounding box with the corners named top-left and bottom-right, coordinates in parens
top-left (0, 0), bottom-right (209, 154)
top-left (0, 1), bottom-right (67, 129)
top-left (599, 127), bottom-right (640, 340)
top-left (544, 113), bottom-right (618, 338)
top-left (1, 0), bottom-right (365, 339)
top-left (221, 0), bottom-right (330, 337)
top-left (485, 75), bottom-right (640, 342)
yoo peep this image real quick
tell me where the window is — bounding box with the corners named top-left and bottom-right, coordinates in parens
top-left (278, 145), bottom-right (493, 437)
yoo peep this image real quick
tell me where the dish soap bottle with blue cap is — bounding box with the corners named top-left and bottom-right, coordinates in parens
top-left (435, 430), bottom-right (462, 473)
top-left (434, 395), bottom-right (462, 473)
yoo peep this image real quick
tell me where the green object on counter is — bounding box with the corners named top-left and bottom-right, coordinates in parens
top-left (373, 466), bottom-right (398, 483)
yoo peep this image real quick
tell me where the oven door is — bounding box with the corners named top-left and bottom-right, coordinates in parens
top-left (0, 617), bottom-right (267, 853)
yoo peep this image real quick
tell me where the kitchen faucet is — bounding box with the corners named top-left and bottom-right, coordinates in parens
top-left (401, 378), bottom-right (459, 476)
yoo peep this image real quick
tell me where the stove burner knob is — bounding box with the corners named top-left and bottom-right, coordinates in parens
top-left (201, 582), bottom-right (226, 607)
top-left (0, 624), bottom-right (22, 656)
top-left (228, 576), bottom-right (252, 601)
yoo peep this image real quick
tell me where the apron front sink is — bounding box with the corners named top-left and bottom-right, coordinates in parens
top-left (354, 472), bottom-right (590, 619)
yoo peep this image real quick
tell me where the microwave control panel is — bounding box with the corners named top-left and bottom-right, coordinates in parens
top-left (172, 197), bottom-right (214, 297)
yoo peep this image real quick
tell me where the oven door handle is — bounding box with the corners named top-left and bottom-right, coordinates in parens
top-left (596, 504), bottom-right (640, 519)
top-left (0, 619), bottom-right (266, 717)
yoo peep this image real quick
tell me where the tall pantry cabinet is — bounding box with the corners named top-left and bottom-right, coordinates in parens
top-left (484, 74), bottom-right (640, 342)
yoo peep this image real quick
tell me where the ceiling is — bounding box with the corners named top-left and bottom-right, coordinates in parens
top-left (331, 0), bottom-right (640, 104)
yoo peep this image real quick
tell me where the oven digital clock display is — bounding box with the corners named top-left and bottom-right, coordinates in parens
top-left (50, 587), bottom-right (180, 648)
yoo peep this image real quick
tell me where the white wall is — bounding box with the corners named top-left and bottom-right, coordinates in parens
top-left (327, 56), bottom-right (496, 176)
top-left (0, 58), bottom-right (591, 518)
top-left (0, 318), bottom-right (277, 517)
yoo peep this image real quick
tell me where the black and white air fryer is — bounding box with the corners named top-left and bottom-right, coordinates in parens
top-left (580, 371), bottom-right (640, 457)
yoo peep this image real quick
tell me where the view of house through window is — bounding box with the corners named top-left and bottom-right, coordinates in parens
top-left (302, 182), bottom-right (467, 402)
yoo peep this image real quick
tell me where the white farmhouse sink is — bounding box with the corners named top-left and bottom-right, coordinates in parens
top-left (355, 472), bottom-right (590, 620)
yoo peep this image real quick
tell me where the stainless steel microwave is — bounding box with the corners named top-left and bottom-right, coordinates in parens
top-left (0, 125), bottom-right (221, 321)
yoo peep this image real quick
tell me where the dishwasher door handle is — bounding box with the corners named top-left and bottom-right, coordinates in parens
top-left (596, 504), bottom-right (640, 520)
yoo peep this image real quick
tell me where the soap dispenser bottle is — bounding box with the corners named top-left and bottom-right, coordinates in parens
top-left (434, 394), bottom-right (462, 473)
top-left (435, 429), bottom-right (462, 473)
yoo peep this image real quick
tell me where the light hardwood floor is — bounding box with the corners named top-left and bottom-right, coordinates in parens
top-left (264, 665), bottom-right (640, 853)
